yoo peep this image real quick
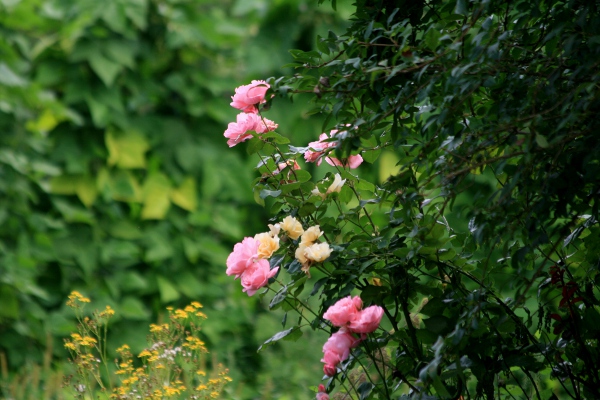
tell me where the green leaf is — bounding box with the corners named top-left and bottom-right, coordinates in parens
top-left (432, 375), bottom-right (452, 398)
top-left (174, 271), bottom-right (204, 298)
top-left (260, 189), bottom-right (281, 199)
top-left (157, 276), bottom-right (180, 303)
top-left (171, 176), bottom-right (197, 211)
top-left (358, 382), bottom-right (374, 400)
top-left (105, 170), bottom-right (143, 202)
top-left (455, 0), bottom-right (467, 15)
top-left (106, 129), bottom-right (149, 169)
top-left (258, 326), bottom-right (302, 352)
top-left (88, 52), bottom-right (122, 86)
top-left (104, 40), bottom-right (136, 68)
top-left (425, 27), bottom-right (441, 51)
top-left (247, 137), bottom-right (265, 155)
top-left (269, 286), bottom-right (288, 310)
top-left (293, 169), bottom-right (312, 183)
top-left (362, 148), bottom-right (381, 163)
top-left (120, 296), bottom-right (150, 320)
top-left (0, 285), bottom-right (19, 319)
top-left (76, 175), bottom-right (98, 207)
top-left (535, 134), bottom-right (549, 148)
top-left (0, 63), bottom-right (27, 87)
top-left (141, 173), bottom-right (171, 220)
top-left (262, 131), bottom-right (290, 144)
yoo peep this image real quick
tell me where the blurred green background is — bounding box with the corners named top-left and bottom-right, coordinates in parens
top-left (0, 0), bottom-right (354, 398)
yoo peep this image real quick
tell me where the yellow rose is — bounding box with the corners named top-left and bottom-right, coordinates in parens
top-left (295, 243), bottom-right (309, 264)
top-left (254, 232), bottom-right (280, 259)
top-left (304, 242), bottom-right (332, 263)
top-left (300, 225), bottom-right (322, 245)
top-left (281, 216), bottom-right (304, 240)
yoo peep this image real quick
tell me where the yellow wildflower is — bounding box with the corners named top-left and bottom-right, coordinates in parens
top-left (99, 305), bottom-right (115, 318)
top-left (64, 342), bottom-right (77, 350)
top-left (191, 301), bottom-right (203, 308)
top-left (138, 350), bottom-right (152, 358)
top-left (184, 305), bottom-right (195, 313)
top-left (173, 309), bottom-right (188, 319)
top-left (150, 323), bottom-right (168, 332)
top-left (183, 336), bottom-right (206, 351)
top-left (79, 336), bottom-right (97, 346)
top-left (116, 344), bottom-right (130, 353)
top-left (66, 291), bottom-right (91, 307)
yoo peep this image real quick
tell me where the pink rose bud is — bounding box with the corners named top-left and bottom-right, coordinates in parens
top-left (348, 305), bottom-right (384, 334)
top-left (230, 80), bottom-right (270, 113)
top-left (323, 296), bottom-right (363, 328)
top-left (240, 260), bottom-right (279, 296)
top-left (323, 363), bottom-right (337, 377)
top-left (316, 384), bottom-right (329, 400)
top-left (226, 237), bottom-right (259, 279)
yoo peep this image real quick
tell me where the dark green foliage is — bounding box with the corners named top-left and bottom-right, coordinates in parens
top-left (256, 0), bottom-right (600, 398)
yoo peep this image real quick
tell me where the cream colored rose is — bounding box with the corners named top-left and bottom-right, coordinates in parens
top-left (311, 187), bottom-right (325, 199)
top-left (268, 223), bottom-right (281, 237)
top-left (326, 173), bottom-right (346, 194)
top-left (254, 232), bottom-right (280, 259)
top-left (281, 216), bottom-right (304, 240)
top-left (295, 242), bottom-right (309, 264)
top-left (304, 242), bottom-right (332, 263)
top-left (300, 225), bottom-right (323, 245)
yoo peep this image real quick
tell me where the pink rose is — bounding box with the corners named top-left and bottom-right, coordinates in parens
top-left (348, 305), bottom-right (384, 334)
top-left (316, 384), bottom-right (329, 400)
top-left (323, 296), bottom-right (363, 328)
top-left (253, 116), bottom-right (278, 134)
top-left (240, 259), bottom-right (279, 296)
top-left (303, 130), bottom-right (362, 169)
top-left (321, 330), bottom-right (359, 376)
top-left (304, 133), bottom-right (336, 164)
top-left (224, 113), bottom-right (278, 147)
top-left (230, 80), bottom-right (270, 113)
top-left (226, 237), bottom-right (259, 279)
top-left (325, 154), bottom-right (363, 169)
top-left (274, 160), bottom-right (301, 176)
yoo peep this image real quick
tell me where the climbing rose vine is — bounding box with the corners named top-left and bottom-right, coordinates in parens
top-left (222, 81), bottom-right (381, 398)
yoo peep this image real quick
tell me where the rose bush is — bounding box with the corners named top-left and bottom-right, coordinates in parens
top-left (219, 0), bottom-right (600, 397)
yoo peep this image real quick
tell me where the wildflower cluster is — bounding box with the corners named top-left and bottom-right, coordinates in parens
top-left (64, 293), bottom-right (231, 399)
top-left (64, 291), bottom-right (112, 395)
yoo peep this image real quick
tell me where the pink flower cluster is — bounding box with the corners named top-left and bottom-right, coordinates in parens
top-left (224, 81), bottom-right (278, 147)
top-left (304, 129), bottom-right (363, 169)
top-left (320, 296), bottom-right (384, 376)
top-left (226, 237), bottom-right (279, 296)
